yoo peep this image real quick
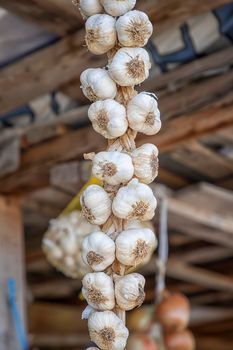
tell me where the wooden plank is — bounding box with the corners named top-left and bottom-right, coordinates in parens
top-left (167, 259), bottom-right (233, 292)
top-left (0, 196), bottom-right (26, 350)
top-left (190, 306), bottom-right (233, 326)
top-left (197, 337), bottom-right (233, 350)
top-left (168, 141), bottom-right (233, 179)
top-left (177, 246), bottom-right (233, 264)
top-left (0, 0), bottom-right (82, 35)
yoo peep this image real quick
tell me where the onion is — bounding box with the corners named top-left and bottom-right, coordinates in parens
top-left (164, 330), bottom-right (196, 350)
top-left (128, 334), bottom-right (158, 350)
top-left (156, 293), bottom-right (190, 331)
top-left (127, 306), bottom-right (153, 333)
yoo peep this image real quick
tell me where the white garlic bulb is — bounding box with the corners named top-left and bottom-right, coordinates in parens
top-left (109, 47), bottom-right (151, 86)
top-left (124, 219), bottom-right (154, 231)
top-left (82, 272), bottom-right (115, 310)
top-left (112, 178), bottom-right (157, 221)
top-left (88, 311), bottom-right (129, 350)
top-left (85, 14), bottom-right (117, 55)
top-left (116, 10), bottom-right (153, 47)
top-left (82, 231), bottom-right (115, 271)
top-left (127, 92), bottom-right (161, 135)
top-left (92, 151), bottom-right (134, 185)
top-left (132, 144), bottom-right (159, 184)
top-left (80, 68), bottom-right (117, 102)
top-left (116, 228), bottom-right (157, 266)
top-left (86, 348), bottom-right (99, 350)
top-left (115, 273), bottom-right (145, 310)
top-left (43, 239), bottom-right (63, 260)
top-left (100, 0), bottom-right (136, 16)
top-left (81, 185), bottom-right (112, 225)
top-left (88, 99), bottom-right (128, 139)
top-left (80, 0), bottom-right (103, 18)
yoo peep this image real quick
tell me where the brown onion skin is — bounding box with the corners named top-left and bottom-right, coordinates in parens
top-left (156, 293), bottom-right (190, 331)
top-left (164, 330), bottom-right (195, 350)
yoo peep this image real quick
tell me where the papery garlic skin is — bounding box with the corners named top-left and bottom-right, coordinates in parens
top-left (92, 151), bottom-right (134, 185)
top-left (80, 0), bottom-right (103, 18)
top-left (116, 10), bottom-right (153, 47)
top-left (81, 185), bottom-right (112, 225)
top-left (115, 273), bottom-right (145, 311)
top-left (82, 272), bottom-right (115, 310)
top-left (82, 231), bottom-right (115, 271)
top-left (127, 92), bottom-right (161, 135)
top-left (116, 228), bottom-right (157, 267)
top-left (132, 144), bottom-right (159, 184)
top-left (112, 178), bottom-right (157, 221)
top-left (100, 0), bottom-right (136, 17)
top-left (88, 99), bottom-right (128, 139)
top-left (88, 310), bottom-right (129, 350)
top-left (85, 14), bottom-right (117, 55)
top-left (109, 48), bottom-right (151, 86)
top-left (80, 68), bottom-right (117, 102)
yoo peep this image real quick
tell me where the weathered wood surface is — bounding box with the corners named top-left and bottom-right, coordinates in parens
top-left (0, 196), bottom-right (26, 350)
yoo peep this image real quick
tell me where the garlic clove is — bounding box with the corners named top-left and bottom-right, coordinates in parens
top-left (112, 178), bottom-right (157, 221)
top-left (80, 68), bottom-right (117, 102)
top-left (92, 151), bottom-right (134, 185)
top-left (88, 99), bottom-right (128, 139)
top-left (80, 0), bottom-right (103, 18)
top-left (132, 143), bottom-right (159, 184)
top-left (42, 239), bottom-right (63, 260)
top-left (82, 231), bottom-right (115, 271)
top-left (85, 14), bottom-right (117, 55)
top-left (88, 310), bottom-right (129, 350)
top-left (100, 0), bottom-right (136, 17)
top-left (116, 228), bottom-right (157, 267)
top-left (116, 10), bottom-right (153, 47)
top-left (115, 273), bottom-right (146, 311)
top-left (81, 185), bottom-right (112, 225)
top-left (109, 47), bottom-right (151, 87)
top-left (127, 92), bottom-right (161, 135)
top-left (82, 272), bottom-right (115, 310)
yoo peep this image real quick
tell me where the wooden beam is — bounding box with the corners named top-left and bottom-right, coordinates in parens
top-left (0, 196), bottom-right (26, 349)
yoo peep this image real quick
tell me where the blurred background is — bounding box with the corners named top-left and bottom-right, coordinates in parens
top-left (0, 0), bottom-right (233, 349)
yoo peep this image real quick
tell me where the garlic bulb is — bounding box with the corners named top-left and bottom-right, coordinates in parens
top-left (132, 144), bottom-right (159, 184)
top-left (80, 68), bottom-right (117, 102)
top-left (82, 272), bottom-right (115, 310)
top-left (86, 348), bottom-right (100, 350)
top-left (109, 48), bottom-right (151, 86)
top-left (92, 151), bottom-right (134, 185)
top-left (80, 0), bottom-right (103, 18)
top-left (116, 10), bottom-right (153, 47)
top-left (88, 99), bottom-right (128, 139)
top-left (124, 219), bottom-right (154, 231)
top-left (85, 14), bottom-right (117, 55)
top-left (82, 231), bottom-right (115, 271)
top-left (81, 185), bottom-right (112, 225)
top-left (112, 178), bottom-right (157, 221)
top-left (43, 239), bottom-right (63, 260)
top-left (115, 228), bottom-right (157, 266)
top-left (88, 310), bottom-right (129, 350)
top-left (127, 92), bottom-right (161, 135)
top-left (100, 0), bottom-right (136, 16)
top-left (115, 273), bottom-right (145, 310)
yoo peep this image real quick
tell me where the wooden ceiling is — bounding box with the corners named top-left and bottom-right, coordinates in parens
top-left (0, 0), bottom-right (233, 349)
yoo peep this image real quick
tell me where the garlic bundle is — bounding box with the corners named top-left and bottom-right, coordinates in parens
top-left (115, 228), bottom-right (157, 266)
top-left (85, 14), bottom-right (117, 55)
top-left (127, 92), bottom-right (161, 135)
top-left (109, 47), bottom-right (151, 86)
top-left (79, 0), bottom-right (103, 18)
top-left (81, 68), bottom-right (117, 102)
top-left (82, 231), bottom-right (115, 271)
top-left (100, 0), bottom-right (136, 16)
top-left (88, 99), bottom-right (128, 139)
top-left (132, 144), bottom-right (159, 184)
top-left (81, 185), bottom-right (112, 225)
top-left (115, 273), bottom-right (145, 310)
top-left (92, 151), bottom-right (134, 185)
top-left (116, 10), bottom-right (153, 47)
top-left (112, 178), bottom-right (157, 221)
top-left (88, 311), bottom-right (129, 350)
top-left (82, 272), bottom-right (115, 310)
